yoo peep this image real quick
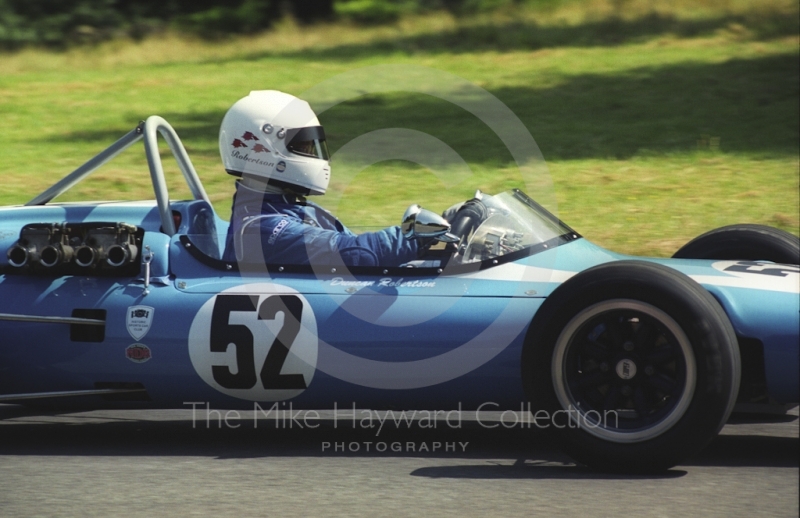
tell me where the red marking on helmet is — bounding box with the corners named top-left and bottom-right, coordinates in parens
top-left (242, 131), bottom-right (259, 141)
top-left (253, 144), bottom-right (269, 153)
top-left (232, 139), bottom-right (247, 148)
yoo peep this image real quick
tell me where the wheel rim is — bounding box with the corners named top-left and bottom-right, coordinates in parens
top-left (551, 299), bottom-right (696, 443)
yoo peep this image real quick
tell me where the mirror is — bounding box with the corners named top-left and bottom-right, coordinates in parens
top-left (401, 204), bottom-right (459, 243)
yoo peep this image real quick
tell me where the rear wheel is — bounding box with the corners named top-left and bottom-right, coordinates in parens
top-left (522, 261), bottom-right (740, 473)
top-left (673, 224), bottom-right (799, 264)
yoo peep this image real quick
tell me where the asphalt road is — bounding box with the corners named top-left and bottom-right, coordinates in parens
top-left (0, 405), bottom-right (797, 517)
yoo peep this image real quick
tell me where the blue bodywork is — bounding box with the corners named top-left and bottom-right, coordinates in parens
top-left (1, 196), bottom-right (797, 412)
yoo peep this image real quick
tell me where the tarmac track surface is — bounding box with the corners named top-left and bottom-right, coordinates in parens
top-left (0, 405), bottom-right (797, 517)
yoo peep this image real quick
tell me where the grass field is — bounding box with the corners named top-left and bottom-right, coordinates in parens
top-left (0, 0), bottom-right (797, 257)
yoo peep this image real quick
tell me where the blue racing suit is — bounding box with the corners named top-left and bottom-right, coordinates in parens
top-left (223, 181), bottom-right (419, 267)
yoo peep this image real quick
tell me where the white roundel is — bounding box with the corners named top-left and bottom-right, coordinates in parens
top-left (188, 283), bottom-right (318, 401)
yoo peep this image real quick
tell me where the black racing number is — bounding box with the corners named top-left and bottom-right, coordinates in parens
top-left (724, 261), bottom-right (800, 277)
top-left (210, 294), bottom-right (307, 390)
top-left (258, 295), bottom-right (307, 389)
top-left (211, 295), bottom-right (258, 389)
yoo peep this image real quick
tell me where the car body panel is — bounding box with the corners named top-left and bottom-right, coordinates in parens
top-left (1, 196), bottom-right (797, 410)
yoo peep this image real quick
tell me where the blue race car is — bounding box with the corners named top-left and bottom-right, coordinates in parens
top-left (1, 117), bottom-right (797, 472)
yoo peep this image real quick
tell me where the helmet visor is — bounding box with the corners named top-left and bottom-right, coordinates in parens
top-left (286, 126), bottom-right (330, 161)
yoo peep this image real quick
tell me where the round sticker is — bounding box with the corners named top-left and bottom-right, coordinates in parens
top-left (188, 283), bottom-right (318, 401)
top-left (126, 343), bottom-right (152, 363)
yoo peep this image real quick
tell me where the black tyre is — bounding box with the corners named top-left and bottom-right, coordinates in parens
top-left (673, 224), bottom-right (799, 264)
top-left (522, 261), bottom-right (740, 473)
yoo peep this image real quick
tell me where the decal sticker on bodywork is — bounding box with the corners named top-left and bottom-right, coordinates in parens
top-left (691, 261), bottom-right (800, 293)
top-left (126, 305), bottom-right (154, 340)
top-left (188, 283), bottom-right (318, 402)
top-left (126, 343), bottom-right (152, 363)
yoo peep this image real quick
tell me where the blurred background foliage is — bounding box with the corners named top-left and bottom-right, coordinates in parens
top-left (0, 0), bottom-right (534, 48)
top-left (1, 0), bottom-right (797, 48)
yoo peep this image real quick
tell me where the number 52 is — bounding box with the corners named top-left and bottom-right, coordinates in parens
top-left (210, 294), bottom-right (307, 390)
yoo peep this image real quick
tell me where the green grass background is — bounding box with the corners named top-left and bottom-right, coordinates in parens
top-left (0, 0), bottom-right (797, 257)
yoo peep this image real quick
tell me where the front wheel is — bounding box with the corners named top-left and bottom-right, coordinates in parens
top-left (673, 224), bottom-right (799, 264)
top-left (522, 261), bottom-right (740, 473)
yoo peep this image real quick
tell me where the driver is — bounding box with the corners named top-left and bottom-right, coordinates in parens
top-left (221, 90), bottom-right (420, 267)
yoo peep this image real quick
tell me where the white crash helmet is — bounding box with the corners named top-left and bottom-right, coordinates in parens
top-left (219, 90), bottom-right (331, 195)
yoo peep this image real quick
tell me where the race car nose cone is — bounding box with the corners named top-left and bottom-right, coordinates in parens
top-left (616, 358), bottom-right (637, 380)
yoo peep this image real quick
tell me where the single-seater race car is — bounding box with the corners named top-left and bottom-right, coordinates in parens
top-left (1, 117), bottom-right (797, 473)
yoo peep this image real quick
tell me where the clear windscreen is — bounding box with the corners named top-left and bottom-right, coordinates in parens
top-left (459, 190), bottom-right (573, 263)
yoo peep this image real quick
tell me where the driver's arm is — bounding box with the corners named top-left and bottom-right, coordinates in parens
top-left (249, 216), bottom-right (419, 267)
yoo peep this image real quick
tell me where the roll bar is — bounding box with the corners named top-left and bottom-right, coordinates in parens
top-left (26, 116), bottom-right (210, 237)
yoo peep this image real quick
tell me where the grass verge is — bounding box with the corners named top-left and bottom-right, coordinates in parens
top-left (0, 0), bottom-right (797, 256)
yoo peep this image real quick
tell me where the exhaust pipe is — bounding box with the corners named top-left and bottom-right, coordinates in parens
top-left (74, 245), bottom-right (97, 267)
top-left (8, 222), bottom-right (140, 272)
top-left (39, 244), bottom-right (74, 268)
top-left (7, 223), bottom-right (68, 268)
top-left (7, 244), bottom-right (36, 268)
top-left (106, 244), bottom-right (137, 267)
